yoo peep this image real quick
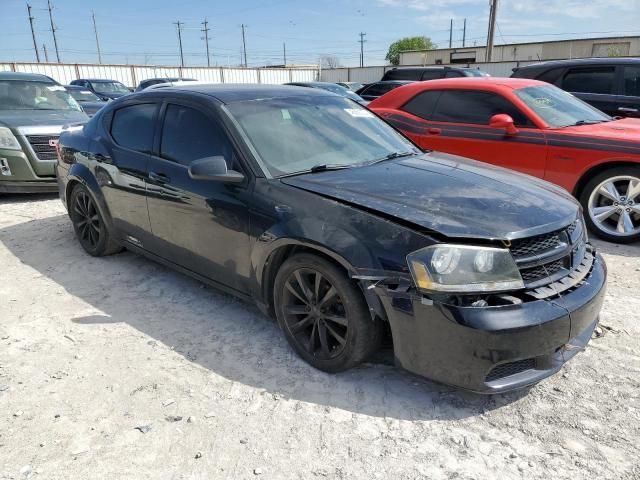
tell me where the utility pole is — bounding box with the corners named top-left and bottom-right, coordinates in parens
top-left (42, 43), bottom-right (49, 62)
top-left (358, 32), bottom-right (366, 67)
top-left (449, 19), bottom-right (453, 48)
top-left (27, 4), bottom-right (40, 62)
top-left (47, 0), bottom-right (60, 62)
top-left (283, 42), bottom-right (286, 66)
top-left (462, 18), bottom-right (467, 47)
top-left (486, 0), bottom-right (498, 62)
top-left (241, 24), bottom-right (248, 67)
top-left (174, 21), bottom-right (184, 67)
top-left (201, 19), bottom-right (211, 67)
top-left (92, 11), bottom-right (102, 64)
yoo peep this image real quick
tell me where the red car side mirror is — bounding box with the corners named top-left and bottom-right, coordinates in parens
top-left (489, 114), bottom-right (518, 135)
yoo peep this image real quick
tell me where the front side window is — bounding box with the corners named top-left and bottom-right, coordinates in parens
top-left (623, 66), bottom-right (640, 97)
top-left (110, 103), bottom-right (156, 153)
top-left (0, 81), bottom-right (82, 111)
top-left (226, 95), bottom-right (418, 177)
top-left (160, 104), bottom-right (233, 167)
top-left (562, 67), bottom-right (615, 94)
top-left (430, 90), bottom-right (534, 127)
top-left (514, 85), bottom-right (610, 128)
top-left (90, 81), bottom-right (130, 95)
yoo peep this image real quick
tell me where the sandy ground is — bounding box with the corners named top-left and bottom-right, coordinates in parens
top-left (0, 193), bottom-right (639, 480)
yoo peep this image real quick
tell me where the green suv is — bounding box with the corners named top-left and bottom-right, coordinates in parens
top-left (0, 72), bottom-right (88, 193)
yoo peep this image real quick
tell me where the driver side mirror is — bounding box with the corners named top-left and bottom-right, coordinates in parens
top-left (489, 114), bottom-right (519, 135)
top-left (188, 156), bottom-right (244, 183)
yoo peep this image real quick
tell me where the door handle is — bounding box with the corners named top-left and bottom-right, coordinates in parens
top-left (427, 128), bottom-right (442, 135)
top-left (149, 171), bottom-right (170, 184)
top-left (618, 107), bottom-right (639, 113)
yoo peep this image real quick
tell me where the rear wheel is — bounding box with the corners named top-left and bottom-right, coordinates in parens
top-left (274, 253), bottom-right (382, 373)
top-left (69, 184), bottom-right (121, 256)
top-left (580, 167), bottom-right (640, 244)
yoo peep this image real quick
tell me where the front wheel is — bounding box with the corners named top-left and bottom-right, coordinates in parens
top-left (580, 167), bottom-right (640, 244)
top-left (273, 253), bottom-right (383, 373)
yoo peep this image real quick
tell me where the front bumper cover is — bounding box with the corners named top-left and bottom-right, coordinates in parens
top-left (376, 252), bottom-right (607, 393)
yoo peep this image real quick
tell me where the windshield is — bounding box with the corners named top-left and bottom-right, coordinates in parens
top-left (68, 89), bottom-right (101, 102)
top-left (90, 81), bottom-right (129, 94)
top-left (0, 80), bottom-right (82, 111)
top-left (514, 85), bottom-right (610, 128)
top-left (226, 95), bottom-right (418, 177)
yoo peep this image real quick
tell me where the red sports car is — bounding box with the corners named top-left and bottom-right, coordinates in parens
top-left (369, 78), bottom-right (640, 243)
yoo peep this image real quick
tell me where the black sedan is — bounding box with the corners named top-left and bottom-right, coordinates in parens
top-left (286, 82), bottom-right (368, 105)
top-left (356, 80), bottom-right (414, 101)
top-left (69, 78), bottom-right (131, 101)
top-left (55, 85), bottom-right (606, 393)
top-left (64, 85), bottom-right (108, 117)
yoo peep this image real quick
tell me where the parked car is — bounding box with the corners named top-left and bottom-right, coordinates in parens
top-left (0, 72), bottom-right (88, 193)
top-left (336, 81), bottom-right (364, 92)
top-left (69, 78), bottom-right (130, 101)
top-left (64, 85), bottom-right (108, 117)
top-left (285, 82), bottom-right (367, 105)
top-left (382, 66), bottom-right (489, 82)
top-left (135, 77), bottom-right (197, 91)
top-left (511, 57), bottom-right (640, 118)
top-left (143, 80), bottom-right (208, 91)
top-left (355, 80), bottom-right (414, 101)
top-left (56, 84), bottom-right (605, 393)
top-left (369, 77), bottom-right (640, 243)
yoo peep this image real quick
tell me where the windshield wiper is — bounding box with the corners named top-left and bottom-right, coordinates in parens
top-left (309, 164), bottom-right (352, 173)
top-left (366, 151), bottom-right (417, 165)
top-left (566, 119), bottom-right (608, 127)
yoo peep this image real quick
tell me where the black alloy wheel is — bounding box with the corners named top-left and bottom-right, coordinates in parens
top-left (274, 253), bottom-right (382, 373)
top-left (69, 184), bottom-right (121, 256)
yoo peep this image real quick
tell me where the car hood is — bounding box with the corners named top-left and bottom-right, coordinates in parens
top-left (556, 118), bottom-right (640, 144)
top-left (78, 101), bottom-right (106, 113)
top-left (0, 109), bottom-right (88, 128)
top-left (281, 152), bottom-right (579, 241)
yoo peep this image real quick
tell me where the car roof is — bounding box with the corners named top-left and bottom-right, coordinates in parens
top-left (387, 66), bottom-right (475, 71)
top-left (78, 78), bottom-right (120, 82)
top-left (371, 80), bottom-right (415, 85)
top-left (136, 83), bottom-right (333, 103)
top-left (517, 57), bottom-right (640, 70)
top-left (0, 71), bottom-right (56, 82)
top-left (65, 85), bottom-right (91, 90)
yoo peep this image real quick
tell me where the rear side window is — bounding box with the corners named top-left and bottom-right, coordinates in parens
top-left (402, 91), bottom-right (441, 120)
top-left (535, 67), bottom-right (565, 85)
top-left (160, 104), bottom-right (233, 167)
top-left (444, 70), bottom-right (464, 78)
top-left (110, 103), bottom-right (156, 153)
top-left (562, 67), bottom-right (615, 94)
top-left (421, 70), bottom-right (445, 80)
top-left (431, 90), bottom-right (534, 127)
top-left (384, 69), bottom-right (421, 81)
top-left (623, 66), bottom-right (640, 97)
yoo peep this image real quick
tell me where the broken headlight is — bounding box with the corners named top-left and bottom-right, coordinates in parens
top-left (407, 244), bottom-right (524, 294)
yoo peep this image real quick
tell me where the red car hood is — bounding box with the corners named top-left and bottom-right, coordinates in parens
top-left (553, 118), bottom-right (640, 143)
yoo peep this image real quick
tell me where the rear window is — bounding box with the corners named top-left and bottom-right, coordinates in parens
top-left (110, 103), bottom-right (156, 153)
top-left (562, 67), bottom-right (615, 94)
top-left (362, 83), bottom-right (399, 97)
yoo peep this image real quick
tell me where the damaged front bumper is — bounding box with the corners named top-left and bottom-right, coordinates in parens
top-left (368, 252), bottom-right (607, 394)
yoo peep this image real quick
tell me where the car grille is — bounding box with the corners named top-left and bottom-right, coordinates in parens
top-left (509, 220), bottom-right (586, 288)
top-left (26, 135), bottom-right (59, 161)
top-left (486, 358), bottom-right (536, 383)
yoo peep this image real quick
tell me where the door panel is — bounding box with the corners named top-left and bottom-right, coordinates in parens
top-left (145, 102), bottom-right (251, 293)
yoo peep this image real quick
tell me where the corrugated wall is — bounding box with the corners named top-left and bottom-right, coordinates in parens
top-left (0, 62), bottom-right (317, 87)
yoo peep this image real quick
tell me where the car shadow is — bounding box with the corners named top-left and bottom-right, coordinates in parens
top-left (1, 213), bottom-right (530, 421)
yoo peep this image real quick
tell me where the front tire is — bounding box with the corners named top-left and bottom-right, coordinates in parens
top-left (274, 253), bottom-right (383, 373)
top-left (69, 184), bottom-right (121, 256)
top-left (580, 166), bottom-right (640, 244)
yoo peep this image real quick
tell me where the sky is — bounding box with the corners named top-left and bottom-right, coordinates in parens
top-left (1, 0), bottom-right (639, 68)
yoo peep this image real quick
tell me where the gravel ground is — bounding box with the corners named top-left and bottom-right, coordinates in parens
top-left (1, 194), bottom-right (639, 480)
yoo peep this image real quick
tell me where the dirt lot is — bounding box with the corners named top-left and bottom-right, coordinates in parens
top-left (0, 194), bottom-right (639, 480)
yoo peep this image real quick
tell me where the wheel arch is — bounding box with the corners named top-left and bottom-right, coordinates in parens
top-left (65, 163), bottom-right (115, 231)
top-left (573, 159), bottom-right (640, 198)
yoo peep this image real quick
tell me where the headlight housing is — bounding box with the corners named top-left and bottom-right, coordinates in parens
top-left (0, 127), bottom-right (22, 150)
top-left (407, 244), bottom-right (524, 294)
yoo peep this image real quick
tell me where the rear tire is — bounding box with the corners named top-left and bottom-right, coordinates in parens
top-left (69, 184), bottom-right (122, 256)
top-left (580, 166), bottom-right (640, 244)
top-left (274, 253), bottom-right (383, 373)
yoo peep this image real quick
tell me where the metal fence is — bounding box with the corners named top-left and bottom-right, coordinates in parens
top-left (0, 62), bottom-right (319, 87)
top-left (320, 60), bottom-right (540, 83)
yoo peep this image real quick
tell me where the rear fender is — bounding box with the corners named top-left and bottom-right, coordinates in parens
top-left (66, 162), bottom-right (115, 231)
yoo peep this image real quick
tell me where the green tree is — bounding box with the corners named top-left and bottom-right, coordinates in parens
top-left (385, 36), bottom-right (436, 66)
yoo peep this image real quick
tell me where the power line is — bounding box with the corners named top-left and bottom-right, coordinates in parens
top-left (173, 20), bottom-right (185, 66)
top-left (47, 0), bottom-right (60, 62)
top-left (241, 24), bottom-right (248, 67)
top-left (201, 19), bottom-right (211, 67)
top-left (26, 3), bottom-right (40, 63)
top-left (92, 11), bottom-right (102, 64)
